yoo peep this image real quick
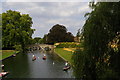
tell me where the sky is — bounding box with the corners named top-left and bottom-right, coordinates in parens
top-left (1, 1), bottom-right (92, 38)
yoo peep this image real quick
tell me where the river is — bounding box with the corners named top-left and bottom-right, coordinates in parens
top-left (2, 50), bottom-right (74, 78)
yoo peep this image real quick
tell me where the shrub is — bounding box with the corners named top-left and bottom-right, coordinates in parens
top-left (13, 45), bottom-right (22, 51)
top-left (55, 42), bottom-right (80, 48)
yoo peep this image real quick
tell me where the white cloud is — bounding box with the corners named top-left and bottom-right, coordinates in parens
top-left (78, 4), bottom-right (90, 13)
top-left (47, 20), bottom-right (59, 24)
top-left (2, 0), bottom-right (120, 2)
top-left (2, 2), bottom-right (91, 38)
top-left (59, 10), bottom-right (74, 17)
top-left (2, 0), bottom-right (93, 2)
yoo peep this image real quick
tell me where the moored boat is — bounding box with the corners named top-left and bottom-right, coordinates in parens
top-left (32, 56), bottom-right (36, 61)
top-left (1, 65), bottom-right (4, 68)
top-left (63, 66), bottom-right (70, 71)
top-left (0, 72), bottom-right (9, 77)
top-left (42, 56), bottom-right (46, 60)
top-left (12, 54), bottom-right (16, 57)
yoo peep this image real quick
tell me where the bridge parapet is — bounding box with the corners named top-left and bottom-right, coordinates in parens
top-left (28, 44), bottom-right (54, 51)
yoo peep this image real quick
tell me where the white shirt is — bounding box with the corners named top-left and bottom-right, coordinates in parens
top-left (33, 55), bottom-right (35, 57)
top-left (65, 62), bottom-right (68, 66)
top-left (43, 54), bottom-right (46, 56)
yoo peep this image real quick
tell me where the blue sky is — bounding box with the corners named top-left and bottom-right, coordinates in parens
top-left (1, 1), bottom-right (91, 38)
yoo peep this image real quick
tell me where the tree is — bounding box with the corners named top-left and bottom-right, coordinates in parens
top-left (38, 34), bottom-right (48, 44)
top-left (0, 14), bottom-right (2, 50)
top-left (2, 10), bottom-right (35, 51)
top-left (76, 29), bottom-right (81, 37)
top-left (65, 32), bottom-right (74, 42)
top-left (47, 24), bottom-right (67, 44)
top-left (33, 37), bottom-right (41, 44)
top-left (73, 2), bottom-right (120, 79)
top-left (47, 24), bottom-right (74, 44)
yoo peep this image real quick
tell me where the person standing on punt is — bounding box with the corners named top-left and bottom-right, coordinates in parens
top-left (65, 61), bottom-right (69, 67)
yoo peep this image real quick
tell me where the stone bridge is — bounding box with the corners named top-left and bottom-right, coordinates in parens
top-left (28, 44), bottom-right (54, 51)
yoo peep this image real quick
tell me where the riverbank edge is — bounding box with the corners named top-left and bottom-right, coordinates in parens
top-left (54, 49), bottom-right (67, 61)
top-left (54, 48), bottom-right (72, 65)
top-left (1, 51), bottom-right (20, 61)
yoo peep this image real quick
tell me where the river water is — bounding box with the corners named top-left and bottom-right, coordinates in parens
top-left (2, 50), bottom-right (74, 78)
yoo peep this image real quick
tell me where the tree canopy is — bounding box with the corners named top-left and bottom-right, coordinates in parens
top-left (39, 34), bottom-right (48, 44)
top-left (73, 2), bottom-right (120, 79)
top-left (47, 24), bottom-right (74, 44)
top-left (76, 29), bottom-right (81, 37)
top-left (33, 37), bottom-right (41, 44)
top-left (2, 10), bottom-right (35, 51)
top-left (0, 14), bottom-right (2, 49)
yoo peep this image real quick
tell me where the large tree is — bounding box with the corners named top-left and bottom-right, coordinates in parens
top-left (76, 29), bottom-right (81, 37)
top-left (65, 32), bottom-right (74, 42)
top-left (0, 14), bottom-right (2, 50)
top-left (73, 2), bottom-right (120, 79)
top-left (2, 10), bottom-right (35, 51)
top-left (47, 24), bottom-right (74, 44)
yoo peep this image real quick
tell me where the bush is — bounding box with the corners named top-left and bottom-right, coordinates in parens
top-left (55, 42), bottom-right (80, 48)
top-left (13, 45), bottom-right (22, 51)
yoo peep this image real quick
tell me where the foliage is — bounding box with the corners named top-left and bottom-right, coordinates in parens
top-left (33, 37), bottom-right (41, 44)
top-left (47, 24), bottom-right (74, 44)
top-left (65, 32), bottom-right (74, 42)
top-left (0, 14), bottom-right (2, 50)
top-left (73, 2), bottom-right (120, 79)
top-left (76, 29), bottom-right (81, 37)
top-left (2, 10), bottom-right (35, 51)
top-left (13, 45), bottom-right (22, 52)
top-left (72, 49), bottom-right (85, 78)
top-left (39, 34), bottom-right (48, 44)
top-left (55, 42), bottom-right (80, 48)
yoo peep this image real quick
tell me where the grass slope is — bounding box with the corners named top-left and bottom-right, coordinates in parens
top-left (0, 50), bottom-right (19, 60)
top-left (54, 48), bottom-right (73, 63)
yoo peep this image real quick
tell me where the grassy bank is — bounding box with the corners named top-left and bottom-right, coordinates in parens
top-left (54, 48), bottom-right (74, 64)
top-left (0, 50), bottom-right (19, 60)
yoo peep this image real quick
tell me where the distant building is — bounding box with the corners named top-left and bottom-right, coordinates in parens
top-left (74, 37), bottom-right (80, 42)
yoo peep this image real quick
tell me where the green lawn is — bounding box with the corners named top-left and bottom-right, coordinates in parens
top-left (0, 50), bottom-right (19, 60)
top-left (54, 48), bottom-right (73, 64)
